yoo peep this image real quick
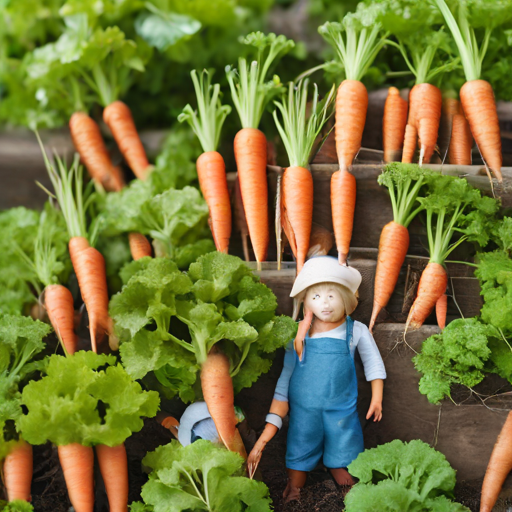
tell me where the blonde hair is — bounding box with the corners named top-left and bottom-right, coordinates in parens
top-left (293, 282), bottom-right (358, 320)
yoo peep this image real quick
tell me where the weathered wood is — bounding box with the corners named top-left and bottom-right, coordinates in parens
top-left (367, 323), bottom-right (512, 485)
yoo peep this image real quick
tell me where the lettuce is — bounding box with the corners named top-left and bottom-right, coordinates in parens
top-left (17, 351), bottom-right (160, 447)
top-left (134, 440), bottom-right (272, 512)
top-left (112, 252), bottom-right (297, 401)
top-left (0, 501), bottom-right (34, 512)
top-left (345, 440), bottom-right (469, 512)
top-left (0, 314), bottom-right (51, 459)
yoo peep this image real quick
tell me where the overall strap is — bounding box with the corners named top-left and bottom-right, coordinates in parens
top-left (345, 316), bottom-right (354, 346)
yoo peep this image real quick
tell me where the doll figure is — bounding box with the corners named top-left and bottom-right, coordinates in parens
top-left (247, 256), bottom-right (386, 501)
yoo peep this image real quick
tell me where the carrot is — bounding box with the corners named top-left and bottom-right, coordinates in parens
top-left (44, 284), bottom-right (78, 355)
top-left (407, 85), bottom-right (420, 129)
top-left (307, 223), bottom-right (333, 258)
top-left (128, 232), bottom-right (152, 260)
top-left (449, 114), bottom-right (472, 165)
top-left (58, 443), bottom-right (94, 512)
top-left (335, 80), bottom-right (368, 170)
top-left (273, 80), bottom-right (334, 274)
top-left (282, 166), bottom-right (314, 274)
top-left (160, 415), bottom-right (179, 439)
top-left (434, 0), bottom-right (502, 181)
top-left (95, 444), bottom-right (128, 512)
top-left (413, 83), bottom-right (442, 164)
top-left (69, 237), bottom-right (110, 353)
top-left (443, 97), bottom-right (461, 119)
top-left (293, 308), bottom-right (314, 360)
top-left (402, 124), bottom-right (418, 163)
top-left (234, 128), bottom-right (269, 268)
top-left (436, 293), bottom-right (448, 330)
top-left (69, 112), bottom-right (125, 192)
top-left (196, 152), bottom-right (232, 254)
top-left (331, 169), bottom-right (356, 265)
top-left (406, 262), bottom-right (447, 331)
top-left (103, 100), bottom-right (151, 181)
top-left (460, 80), bottom-right (502, 180)
top-left (200, 350), bottom-right (246, 458)
top-left (480, 412), bottom-right (512, 512)
top-left (3, 440), bottom-right (33, 502)
top-left (383, 87), bottom-right (408, 163)
top-left (370, 221), bottom-right (410, 331)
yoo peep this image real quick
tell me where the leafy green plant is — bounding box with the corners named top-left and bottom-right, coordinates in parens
top-left (0, 500), bottom-right (34, 512)
top-left (132, 439), bottom-right (272, 512)
top-left (0, 314), bottom-right (51, 460)
top-left (413, 318), bottom-right (501, 404)
top-left (17, 351), bottom-right (160, 447)
top-left (345, 440), bottom-right (470, 512)
top-left (111, 252), bottom-right (296, 402)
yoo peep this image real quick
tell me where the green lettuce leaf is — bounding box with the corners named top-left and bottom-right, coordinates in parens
top-left (346, 440), bottom-right (468, 511)
top-left (140, 440), bottom-right (272, 512)
top-left (0, 500), bottom-right (35, 512)
top-left (413, 318), bottom-right (498, 404)
top-left (18, 351), bottom-right (159, 446)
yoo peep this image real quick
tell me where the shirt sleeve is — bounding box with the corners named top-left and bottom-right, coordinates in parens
top-left (355, 323), bottom-right (387, 381)
top-left (273, 341), bottom-right (296, 402)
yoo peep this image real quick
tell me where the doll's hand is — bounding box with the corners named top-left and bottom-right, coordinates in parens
top-left (366, 401), bottom-right (383, 422)
top-left (247, 439), bottom-right (266, 479)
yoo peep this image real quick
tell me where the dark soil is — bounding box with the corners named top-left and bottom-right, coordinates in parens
top-left (12, 416), bottom-right (511, 512)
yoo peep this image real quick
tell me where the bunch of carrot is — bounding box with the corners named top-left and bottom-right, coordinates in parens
top-left (179, 70), bottom-right (232, 254)
top-left (226, 32), bottom-right (295, 270)
top-left (272, 79), bottom-right (335, 273)
top-left (319, 12), bottom-right (388, 265)
top-left (35, 142), bottom-right (134, 511)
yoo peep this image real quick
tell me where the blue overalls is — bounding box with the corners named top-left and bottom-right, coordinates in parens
top-left (286, 316), bottom-right (364, 471)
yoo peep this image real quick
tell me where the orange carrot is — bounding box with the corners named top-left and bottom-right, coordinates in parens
top-left (331, 169), bottom-right (356, 265)
top-left (282, 166), bottom-right (314, 273)
top-left (402, 124), bottom-right (418, 163)
top-left (69, 112), bottom-right (125, 192)
top-left (3, 440), bottom-right (33, 502)
top-left (160, 415), bottom-right (180, 439)
top-left (407, 85), bottom-right (420, 129)
top-left (201, 350), bottom-right (246, 458)
top-left (128, 232), bottom-right (152, 260)
top-left (293, 308), bottom-right (314, 359)
top-left (383, 87), bottom-right (408, 163)
top-left (58, 443), bottom-right (94, 512)
top-left (234, 128), bottom-right (269, 268)
top-left (480, 412), bottom-right (512, 512)
top-left (443, 97), bottom-right (461, 119)
top-left (103, 101), bottom-right (151, 181)
top-left (413, 84), bottom-right (442, 164)
top-left (69, 237), bottom-right (110, 353)
top-left (406, 262), bottom-right (447, 331)
top-left (44, 284), bottom-right (78, 355)
top-left (196, 151), bottom-right (232, 254)
top-left (95, 444), bottom-right (128, 512)
top-left (335, 80), bottom-right (368, 171)
top-left (449, 114), bottom-right (472, 165)
top-left (436, 293), bottom-right (448, 330)
top-left (460, 80), bottom-right (502, 181)
top-left (370, 221), bottom-right (410, 332)
top-left (307, 223), bottom-right (333, 258)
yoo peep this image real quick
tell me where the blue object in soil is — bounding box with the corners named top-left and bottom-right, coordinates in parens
top-left (286, 316), bottom-right (364, 471)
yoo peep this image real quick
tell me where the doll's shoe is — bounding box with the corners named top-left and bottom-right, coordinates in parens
top-left (283, 480), bottom-right (301, 503)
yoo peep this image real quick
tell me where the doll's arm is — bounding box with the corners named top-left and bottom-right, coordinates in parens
top-left (248, 399), bottom-right (289, 478)
top-left (366, 379), bottom-right (384, 422)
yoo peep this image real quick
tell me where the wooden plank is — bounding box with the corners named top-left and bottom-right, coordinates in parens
top-left (367, 323), bottom-right (512, 484)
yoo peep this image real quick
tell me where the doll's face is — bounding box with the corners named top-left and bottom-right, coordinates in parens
top-left (304, 284), bottom-right (345, 323)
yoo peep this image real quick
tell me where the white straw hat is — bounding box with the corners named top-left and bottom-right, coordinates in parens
top-left (290, 256), bottom-right (362, 298)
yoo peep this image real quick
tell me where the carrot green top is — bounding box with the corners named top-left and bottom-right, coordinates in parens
top-left (226, 32), bottom-right (295, 130)
top-left (319, 7), bottom-right (387, 82)
top-left (178, 70), bottom-right (231, 154)
top-left (273, 79), bottom-right (335, 169)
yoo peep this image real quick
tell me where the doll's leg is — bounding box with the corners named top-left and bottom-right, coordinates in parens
top-left (329, 467), bottom-right (355, 486)
top-left (283, 469), bottom-right (307, 502)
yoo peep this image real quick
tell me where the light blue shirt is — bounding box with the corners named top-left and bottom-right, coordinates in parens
top-left (274, 320), bottom-right (386, 402)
